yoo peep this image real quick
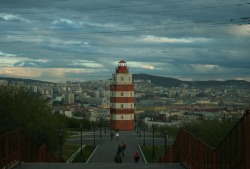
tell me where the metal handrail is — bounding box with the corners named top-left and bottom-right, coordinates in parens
top-left (0, 128), bottom-right (64, 169)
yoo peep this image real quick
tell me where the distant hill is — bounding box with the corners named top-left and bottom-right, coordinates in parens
top-left (0, 77), bottom-right (52, 84)
top-left (1, 75), bottom-right (249, 88)
top-left (187, 80), bottom-right (250, 88)
top-left (132, 74), bottom-right (250, 88)
top-left (133, 74), bottom-right (182, 88)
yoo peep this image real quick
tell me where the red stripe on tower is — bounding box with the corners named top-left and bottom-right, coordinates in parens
top-left (110, 60), bottom-right (134, 131)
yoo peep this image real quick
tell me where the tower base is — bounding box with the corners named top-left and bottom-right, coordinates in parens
top-left (110, 120), bottom-right (134, 131)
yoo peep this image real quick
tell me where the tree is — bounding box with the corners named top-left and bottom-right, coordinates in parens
top-left (0, 85), bottom-right (64, 149)
top-left (181, 119), bottom-right (239, 147)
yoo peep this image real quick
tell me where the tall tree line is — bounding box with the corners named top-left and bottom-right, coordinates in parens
top-left (0, 85), bottom-right (64, 149)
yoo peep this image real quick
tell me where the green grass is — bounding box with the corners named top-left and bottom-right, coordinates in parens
top-left (72, 145), bottom-right (96, 163)
top-left (140, 145), bottom-right (165, 163)
top-left (59, 129), bottom-right (96, 162)
top-left (62, 144), bottom-right (81, 161)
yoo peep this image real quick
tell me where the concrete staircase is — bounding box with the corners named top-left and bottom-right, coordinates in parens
top-left (15, 163), bottom-right (185, 169)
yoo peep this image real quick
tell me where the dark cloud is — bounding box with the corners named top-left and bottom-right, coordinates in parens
top-left (0, 0), bottom-right (249, 82)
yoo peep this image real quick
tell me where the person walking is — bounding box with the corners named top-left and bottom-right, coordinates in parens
top-left (134, 151), bottom-right (140, 163)
top-left (110, 132), bottom-right (114, 140)
top-left (115, 154), bottom-right (122, 163)
top-left (120, 141), bottom-right (126, 158)
top-left (115, 143), bottom-right (123, 163)
top-left (115, 132), bottom-right (119, 140)
top-left (117, 144), bottom-right (123, 156)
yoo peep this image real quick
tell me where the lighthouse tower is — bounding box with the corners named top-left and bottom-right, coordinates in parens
top-left (110, 60), bottom-right (134, 131)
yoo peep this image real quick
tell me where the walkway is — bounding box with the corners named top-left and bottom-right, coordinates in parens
top-left (88, 131), bottom-right (145, 163)
top-left (67, 129), bottom-right (170, 163)
top-left (15, 130), bottom-right (185, 169)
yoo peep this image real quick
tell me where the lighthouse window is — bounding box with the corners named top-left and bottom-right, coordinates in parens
top-left (121, 104), bottom-right (123, 108)
top-left (120, 77), bottom-right (123, 81)
top-left (121, 92), bottom-right (123, 96)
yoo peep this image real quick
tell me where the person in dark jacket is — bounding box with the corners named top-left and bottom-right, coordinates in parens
top-left (110, 132), bottom-right (114, 140)
top-left (115, 144), bottom-right (123, 163)
top-left (119, 141), bottom-right (126, 157)
top-left (134, 151), bottom-right (140, 163)
top-left (117, 144), bottom-right (123, 156)
top-left (115, 154), bottom-right (122, 163)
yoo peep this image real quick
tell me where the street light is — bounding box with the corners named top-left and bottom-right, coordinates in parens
top-left (134, 117), bottom-right (137, 132)
top-left (99, 119), bottom-right (102, 138)
top-left (80, 123), bottom-right (83, 155)
top-left (59, 129), bottom-right (64, 158)
top-left (104, 119), bottom-right (106, 134)
top-left (143, 127), bottom-right (146, 146)
top-left (152, 124), bottom-right (155, 157)
top-left (139, 126), bottom-right (141, 138)
top-left (163, 129), bottom-right (168, 154)
top-left (136, 122), bottom-right (139, 134)
top-left (92, 126), bottom-right (96, 146)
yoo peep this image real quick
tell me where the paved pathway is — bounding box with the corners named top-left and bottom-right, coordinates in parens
top-left (87, 131), bottom-right (145, 163)
top-left (67, 129), bottom-right (171, 163)
top-left (15, 129), bottom-right (185, 169)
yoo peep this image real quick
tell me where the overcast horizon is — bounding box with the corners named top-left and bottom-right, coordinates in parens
top-left (0, 0), bottom-right (249, 83)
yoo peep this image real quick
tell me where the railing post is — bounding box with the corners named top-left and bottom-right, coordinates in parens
top-left (27, 136), bottom-right (31, 162)
top-left (158, 156), bottom-right (163, 163)
top-left (169, 145), bottom-right (174, 162)
top-left (212, 148), bottom-right (216, 169)
top-left (4, 132), bottom-right (9, 164)
top-left (245, 110), bottom-right (250, 169)
top-left (38, 144), bottom-right (45, 162)
top-left (179, 130), bottom-right (184, 162)
top-left (188, 132), bottom-right (192, 168)
top-left (198, 139), bottom-right (203, 169)
top-left (18, 128), bottom-right (22, 163)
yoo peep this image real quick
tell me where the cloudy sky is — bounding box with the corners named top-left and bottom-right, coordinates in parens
top-left (0, 0), bottom-right (249, 82)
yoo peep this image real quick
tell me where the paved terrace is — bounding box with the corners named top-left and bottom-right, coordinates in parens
top-left (15, 130), bottom-right (185, 169)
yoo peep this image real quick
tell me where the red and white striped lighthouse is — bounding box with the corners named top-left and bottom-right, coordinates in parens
top-left (110, 60), bottom-right (134, 131)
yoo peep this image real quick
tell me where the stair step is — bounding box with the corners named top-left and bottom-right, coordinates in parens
top-left (16, 163), bottom-right (185, 169)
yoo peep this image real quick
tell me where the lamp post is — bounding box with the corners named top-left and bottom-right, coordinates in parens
top-left (163, 129), bottom-right (168, 154)
top-left (138, 121), bottom-right (141, 138)
top-left (59, 129), bottom-right (64, 158)
top-left (134, 118), bottom-right (137, 132)
top-left (152, 124), bottom-right (155, 157)
top-left (136, 122), bottom-right (139, 134)
top-left (99, 119), bottom-right (102, 138)
top-left (139, 126), bottom-right (141, 138)
top-left (104, 119), bottom-right (106, 134)
top-left (93, 126), bottom-right (96, 146)
top-left (80, 123), bottom-right (83, 155)
top-left (143, 127), bottom-right (146, 146)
